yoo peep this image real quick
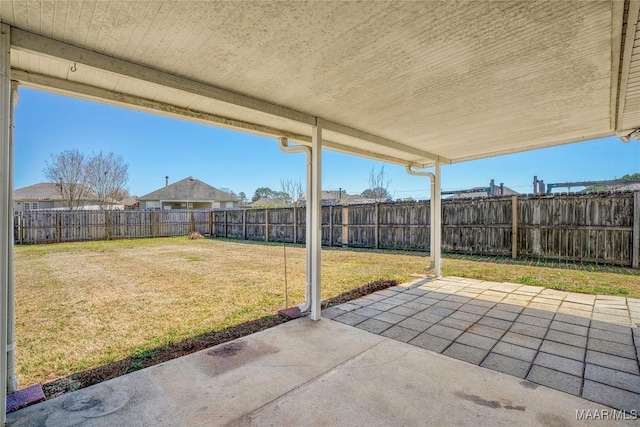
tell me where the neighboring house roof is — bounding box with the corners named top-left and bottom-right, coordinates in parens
top-left (615, 183), bottom-right (640, 192)
top-left (250, 197), bottom-right (291, 208)
top-left (120, 197), bottom-right (139, 206)
top-left (14, 182), bottom-right (97, 201)
top-left (14, 183), bottom-right (64, 201)
top-left (582, 182), bottom-right (640, 193)
top-left (301, 190), bottom-right (377, 206)
top-left (320, 190), bottom-right (378, 205)
top-left (446, 186), bottom-right (519, 199)
top-left (138, 177), bottom-right (239, 202)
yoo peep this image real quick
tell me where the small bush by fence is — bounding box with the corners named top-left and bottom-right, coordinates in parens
top-left (14, 192), bottom-right (640, 268)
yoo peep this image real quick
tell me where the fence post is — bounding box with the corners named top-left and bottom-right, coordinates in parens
top-left (374, 202), bottom-right (380, 249)
top-left (329, 205), bottom-right (333, 246)
top-left (209, 211), bottom-right (213, 236)
top-left (152, 211), bottom-right (157, 238)
top-left (105, 210), bottom-right (111, 240)
top-left (633, 191), bottom-right (640, 269)
top-left (224, 210), bottom-right (228, 238)
top-left (293, 206), bottom-right (297, 244)
top-left (342, 206), bottom-right (349, 247)
top-left (56, 212), bottom-right (61, 243)
top-left (265, 209), bottom-right (269, 242)
top-left (532, 198), bottom-right (541, 255)
top-left (243, 209), bottom-right (247, 240)
top-left (511, 195), bottom-right (518, 259)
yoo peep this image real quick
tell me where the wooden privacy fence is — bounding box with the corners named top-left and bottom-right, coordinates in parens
top-left (14, 210), bottom-right (211, 243)
top-left (211, 206), bottom-right (342, 246)
top-left (14, 192), bottom-right (640, 268)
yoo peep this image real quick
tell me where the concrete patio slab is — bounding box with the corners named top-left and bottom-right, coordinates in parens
top-left (324, 276), bottom-right (640, 414)
top-left (7, 316), bottom-right (627, 426)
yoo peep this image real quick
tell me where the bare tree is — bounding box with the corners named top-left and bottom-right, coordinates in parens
top-left (85, 152), bottom-right (129, 209)
top-left (281, 177), bottom-right (304, 206)
top-left (107, 188), bottom-right (131, 202)
top-left (362, 165), bottom-right (393, 202)
top-left (219, 187), bottom-right (239, 199)
top-left (43, 149), bottom-right (90, 209)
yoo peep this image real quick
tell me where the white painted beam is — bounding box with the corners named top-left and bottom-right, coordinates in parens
top-left (449, 130), bottom-right (615, 165)
top-left (322, 120), bottom-right (448, 163)
top-left (610, 0), bottom-right (626, 131)
top-left (0, 23), bottom-right (10, 427)
top-left (310, 119), bottom-right (322, 321)
top-left (10, 28), bottom-right (446, 165)
top-left (6, 81), bottom-right (17, 395)
top-left (12, 69), bottom-right (421, 168)
top-left (433, 162), bottom-right (442, 277)
top-left (10, 28), bottom-right (315, 126)
top-left (616, 0), bottom-right (640, 134)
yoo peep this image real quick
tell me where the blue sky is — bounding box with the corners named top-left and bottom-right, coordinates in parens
top-left (14, 87), bottom-right (640, 200)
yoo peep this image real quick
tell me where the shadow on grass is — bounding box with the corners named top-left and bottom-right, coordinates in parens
top-left (42, 278), bottom-right (399, 399)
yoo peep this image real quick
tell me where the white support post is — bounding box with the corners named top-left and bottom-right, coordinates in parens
top-left (433, 161), bottom-right (442, 277)
top-left (6, 81), bottom-right (17, 395)
top-left (310, 119), bottom-right (323, 320)
top-left (405, 165), bottom-right (437, 275)
top-left (0, 23), bottom-right (11, 426)
top-left (278, 138), bottom-right (312, 313)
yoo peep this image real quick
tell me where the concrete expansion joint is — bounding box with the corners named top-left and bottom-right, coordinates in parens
top-left (241, 334), bottom-right (384, 421)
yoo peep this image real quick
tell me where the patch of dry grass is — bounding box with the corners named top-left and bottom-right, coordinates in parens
top-left (14, 237), bottom-right (427, 387)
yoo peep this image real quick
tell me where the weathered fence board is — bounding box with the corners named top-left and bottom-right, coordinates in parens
top-left (517, 194), bottom-right (634, 265)
top-left (378, 202), bottom-right (430, 250)
top-left (15, 210), bottom-right (213, 244)
top-left (14, 192), bottom-right (640, 268)
top-left (443, 198), bottom-right (512, 256)
top-left (348, 204), bottom-right (376, 248)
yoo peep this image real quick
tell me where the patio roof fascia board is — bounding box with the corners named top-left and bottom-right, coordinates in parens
top-left (610, 0), bottom-right (626, 131)
top-left (615, 0), bottom-right (640, 135)
top-left (11, 69), bottom-right (418, 168)
top-left (321, 119), bottom-right (449, 164)
top-left (447, 130), bottom-right (617, 165)
top-left (9, 27), bottom-right (445, 165)
top-left (8, 28), bottom-right (315, 126)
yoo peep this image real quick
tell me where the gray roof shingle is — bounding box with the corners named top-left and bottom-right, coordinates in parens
top-left (250, 197), bottom-right (291, 208)
top-left (14, 182), bottom-right (98, 201)
top-left (138, 177), bottom-right (238, 202)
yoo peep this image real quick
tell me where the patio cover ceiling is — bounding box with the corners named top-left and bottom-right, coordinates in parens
top-left (1, 1), bottom-right (639, 167)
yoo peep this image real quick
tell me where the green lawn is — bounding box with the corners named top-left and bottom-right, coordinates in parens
top-left (13, 237), bottom-right (639, 389)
